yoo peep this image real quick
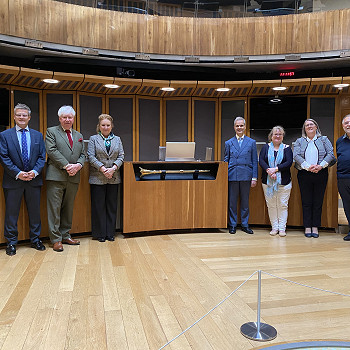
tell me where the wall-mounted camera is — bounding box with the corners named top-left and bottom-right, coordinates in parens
top-left (117, 67), bottom-right (136, 78)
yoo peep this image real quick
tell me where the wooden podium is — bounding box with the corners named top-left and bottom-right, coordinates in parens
top-left (122, 161), bottom-right (228, 233)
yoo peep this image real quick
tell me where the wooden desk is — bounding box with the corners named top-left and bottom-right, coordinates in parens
top-left (122, 161), bottom-right (228, 233)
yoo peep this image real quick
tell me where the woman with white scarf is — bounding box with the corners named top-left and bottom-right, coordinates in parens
top-left (259, 126), bottom-right (293, 237)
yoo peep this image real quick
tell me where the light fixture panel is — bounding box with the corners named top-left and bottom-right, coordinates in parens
top-left (42, 78), bottom-right (60, 84)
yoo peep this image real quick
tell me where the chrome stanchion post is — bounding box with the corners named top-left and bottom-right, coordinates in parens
top-left (256, 270), bottom-right (262, 333)
top-left (240, 270), bottom-right (277, 341)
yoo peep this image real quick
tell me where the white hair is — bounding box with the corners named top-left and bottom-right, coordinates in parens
top-left (233, 116), bottom-right (246, 126)
top-left (58, 105), bottom-right (75, 117)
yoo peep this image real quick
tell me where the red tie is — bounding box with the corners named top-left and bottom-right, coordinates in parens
top-left (65, 130), bottom-right (73, 148)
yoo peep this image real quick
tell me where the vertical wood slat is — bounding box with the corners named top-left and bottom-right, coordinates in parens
top-left (1, 0), bottom-right (350, 56)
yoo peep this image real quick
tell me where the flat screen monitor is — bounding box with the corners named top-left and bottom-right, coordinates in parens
top-left (165, 142), bottom-right (196, 161)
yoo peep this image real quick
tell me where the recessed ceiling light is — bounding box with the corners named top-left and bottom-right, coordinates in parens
top-left (334, 83), bottom-right (349, 89)
top-left (216, 87), bottom-right (231, 92)
top-left (42, 78), bottom-right (60, 84)
top-left (161, 87), bottom-right (175, 91)
top-left (272, 86), bottom-right (287, 91)
top-left (270, 97), bottom-right (282, 103)
top-left (104, 84), bottom-right (120, 89)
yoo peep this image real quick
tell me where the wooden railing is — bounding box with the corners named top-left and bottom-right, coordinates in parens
top-left (0, 0), bottom-right (349, 56)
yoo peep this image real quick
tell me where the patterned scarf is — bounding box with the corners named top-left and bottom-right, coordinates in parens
top-left (99, 132), bottom-right (115, 153)
top-left (266, 142), bottom-right (284, 197)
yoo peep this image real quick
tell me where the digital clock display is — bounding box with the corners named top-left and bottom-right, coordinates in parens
top-left (280, 72), bottom-right (295, 77)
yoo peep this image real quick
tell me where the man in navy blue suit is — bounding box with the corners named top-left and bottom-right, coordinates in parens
top-left (224, 117), bottom-right (258, 234)
top-left (0, 103), bottom-right (46, 255)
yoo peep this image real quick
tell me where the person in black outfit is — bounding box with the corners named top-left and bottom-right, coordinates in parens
top-left (293, 119), bottom-right (336, 238)
top-left (87, 114), bottom-right (124, 242)
top-left (337, 114), bottom-right (350, 241)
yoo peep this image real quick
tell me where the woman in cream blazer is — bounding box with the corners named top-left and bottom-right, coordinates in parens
top-left (87, 114), bottom-right (124, 242)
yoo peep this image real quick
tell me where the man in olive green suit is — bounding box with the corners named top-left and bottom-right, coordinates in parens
top-left (45, 105), bottom-right (85, 252)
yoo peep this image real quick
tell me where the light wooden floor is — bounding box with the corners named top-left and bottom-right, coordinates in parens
top-left (0, 228), bottom-right (350, 350)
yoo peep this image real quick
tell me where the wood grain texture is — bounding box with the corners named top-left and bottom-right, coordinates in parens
top-left (1, 0), bottom-right (350, 56)
top-left (0, 229), bottom-right (350, 349)
top-left (123, 161), bottom-right (228, 233)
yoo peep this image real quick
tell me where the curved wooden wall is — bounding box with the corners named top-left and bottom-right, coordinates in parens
top-left (0, 0), bottom-right (350, 56)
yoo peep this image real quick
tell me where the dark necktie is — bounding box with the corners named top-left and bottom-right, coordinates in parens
top-left (20, 129), bottom-right (30, 171)
top-left (65, 129), bottom-right (73, 148)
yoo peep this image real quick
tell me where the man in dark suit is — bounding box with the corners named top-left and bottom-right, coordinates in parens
top-left (45, 105), bottom-right (85, 252)
top-left (0, 103), bottom-right (46, 256)
top-left (224, 117), bottom-right (258, 234)
top-left (337, 114), bottom-right (350, 241)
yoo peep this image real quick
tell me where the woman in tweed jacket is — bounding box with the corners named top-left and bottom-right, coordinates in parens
top-left (293, 118), bottom-right (335, 238)
top-left (88, 114), bottom-right (125, 242)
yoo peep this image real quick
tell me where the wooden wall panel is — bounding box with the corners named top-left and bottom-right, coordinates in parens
top-left (122, 161), bottom-right (228, 233)
top-left (78, 93), bottom-right (103, 139)
top-left (138, 98), bottom-right (161, 161)
top-left (108, 96), bottom-right (134, 162)
top-left (193, 99), bottom-right (216, 161)
top-left (1, 0), bottom-right (350, 56)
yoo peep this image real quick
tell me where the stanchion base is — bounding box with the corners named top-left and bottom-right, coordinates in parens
top-left (240, 322), bottom-right (277, 341)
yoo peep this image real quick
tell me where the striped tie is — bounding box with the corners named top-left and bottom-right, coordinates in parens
top-left (21, 129), bottom-right (30, 171)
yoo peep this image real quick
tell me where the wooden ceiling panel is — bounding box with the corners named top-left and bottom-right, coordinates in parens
top-left (0, 65), bottom-right (347, 97)
top-left (0, 65), bottom-right (20, 85)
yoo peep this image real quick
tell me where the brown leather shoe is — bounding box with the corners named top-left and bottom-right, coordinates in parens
top-left (62, 238), bottom-right (80, 245)
top-left (53, 241), bottom-right (64, 252)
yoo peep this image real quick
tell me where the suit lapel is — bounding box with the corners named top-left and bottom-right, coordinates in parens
top-left (108, 136), bottom-right (117, 155)
top-left (57, 126), bottom-right (72, 149)
top-left (29, 129), bottom-right (36, 160)
top-left (96, 134), bottom-right (109, 156)
top-left (240, 137), bottom-right (249, 153)
top-left (232, 137), bottom-right (240, 152)
top-left (10, 128), bottom-right (22, 159)
top-left (72, 129), bottom-right (84, 152)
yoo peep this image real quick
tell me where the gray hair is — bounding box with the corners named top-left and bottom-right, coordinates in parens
top-left (14, 103), bottom-right (31, 115)
top-left (342, 114), bottom-right (350, 124)
top-left (233, 116), bottom-right (246, 126)
top-left (268, 125), bottom-right (285, 142)
top-left (301, 118), bottom-right (321, 138)
top-left (58, 105), bottom-right (76, 117)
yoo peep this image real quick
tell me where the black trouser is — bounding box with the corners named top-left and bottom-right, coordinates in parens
top-left (338, 178), bottom-right (350, 227)
top-left (90, 184), bottom-right (119, 239)
top-left (297, 168), bottom-right (328, 228)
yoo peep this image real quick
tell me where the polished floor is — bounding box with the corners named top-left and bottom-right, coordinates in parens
top-left (0, 228), bottom-right (349, 350)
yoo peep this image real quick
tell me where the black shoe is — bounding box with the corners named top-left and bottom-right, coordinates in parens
top-left (106, 236), bottom-right (115, 241)
top-left (97, 238), bottom-right (106, 242)
top-left (229, 227), bottom-right (236, 234)
top-left (241, 226), bottom-right (254, 234)
top-left (6, 244), bottom-right (16, 256)
top-left (31, 240), bottom-right (46, 251)
top-left (344, 234), bottom-right (350, 241)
